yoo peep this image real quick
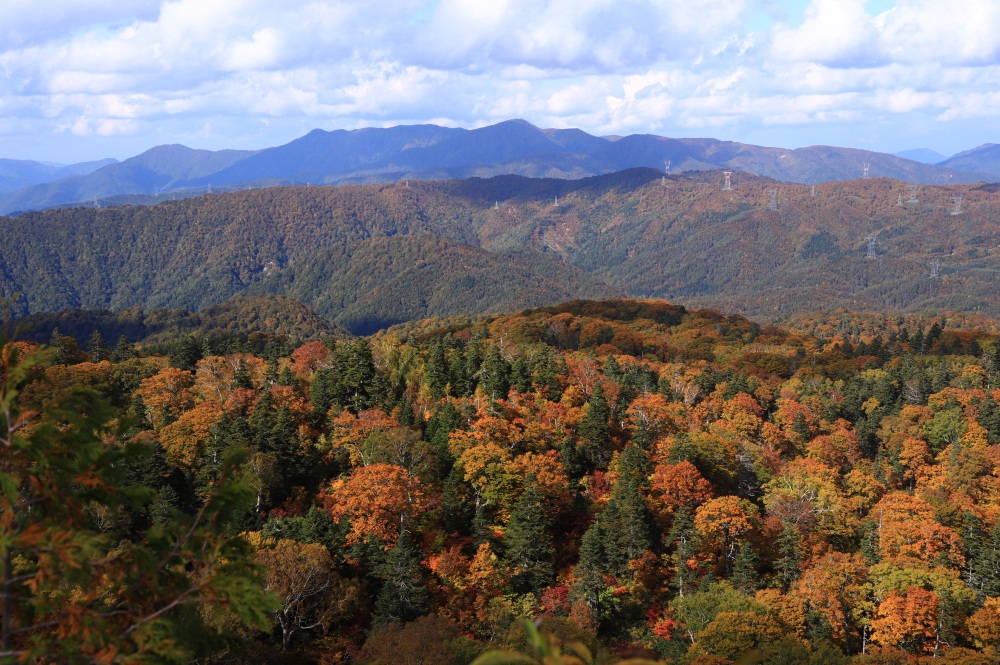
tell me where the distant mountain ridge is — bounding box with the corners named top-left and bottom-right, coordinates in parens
top-left (0, 157), bottom-right (117, 195)
top-left (2, 120), bottom-right (996, 214)
top-left (937, 144), bottom-right (1000, 179)
top-left (894, 148), bottom-right (948, 164)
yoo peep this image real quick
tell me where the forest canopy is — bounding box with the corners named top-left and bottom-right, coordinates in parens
top-left (4, 297), bottom-right (1000, 664)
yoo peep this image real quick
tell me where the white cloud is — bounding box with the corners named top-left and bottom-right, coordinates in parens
top-left (2, 0), bottom-right (1000, 163)
top-left (771, 0), bottom-right (885, 67)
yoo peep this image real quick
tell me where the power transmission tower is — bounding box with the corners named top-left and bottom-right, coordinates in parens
top-left (930, 260), bottom-right (940, 278)
top-left (664, 160), bottom-right (671, 174)
top-left (553, 196), bottom-right (558, 206)
top-left (951, 196), bottom-right (963, 215)
top-left (908, 184), bottom-right (919, 203)
top-left (862, 163), bottom-right (870, 179)
top-left (768, 189), bottom-right (779, 211)
top-left (866, 236), bottom-right (877, 259)
top-left (897, 193), bottom-right (903, 206)
top-left (811, 185), bottom-right (816, 197)
top-left (722, 171), bottom-right (733, 191)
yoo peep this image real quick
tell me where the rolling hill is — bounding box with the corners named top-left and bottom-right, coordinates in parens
top-left (3, 168), bottom-right (1000, 333)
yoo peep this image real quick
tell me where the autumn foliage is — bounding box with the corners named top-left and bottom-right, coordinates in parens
top-left (11, 297), bottom-right (1000, 663)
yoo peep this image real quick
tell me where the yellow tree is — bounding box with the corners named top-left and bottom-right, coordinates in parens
top-left (791, 551), bottom-right (870, 652)
top-left (694, 496), bottom-right (759, 573)
top-left (870, 586), bottom-right (939, 654)
top-left (325, 463), bottom-right (428, 546)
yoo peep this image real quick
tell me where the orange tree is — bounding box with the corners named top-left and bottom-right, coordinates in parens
top-left (0, 339), bottom-right (274, 663)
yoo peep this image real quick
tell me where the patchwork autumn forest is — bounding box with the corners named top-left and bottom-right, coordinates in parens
top-left (5, 296), bottom-right (1000, 664)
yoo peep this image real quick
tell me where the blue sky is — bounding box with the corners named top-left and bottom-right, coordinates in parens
top-left (1, 0), bottom-right (998, 163)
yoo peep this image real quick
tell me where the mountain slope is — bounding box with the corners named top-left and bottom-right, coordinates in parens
top-left (3, 169), bottom-right (1000, 329)
top-left (2, 121), bottom-right (992, 214)
top-left (938, 143), bottom-right (1000, 178)
top-left (0, 146), bottom-right (255, 213)
top-left (0, 157), bottom-right (118, 194)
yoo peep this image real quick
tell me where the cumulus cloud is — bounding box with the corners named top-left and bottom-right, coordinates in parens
top-left (771, 0), bottom-right (885, 67)
top-left (2, 0), bottom-right (1000, 162)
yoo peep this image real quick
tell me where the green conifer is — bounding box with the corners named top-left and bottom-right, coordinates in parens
top-left (425, 339), bottom-right (449, 399)
top-left (503, 481), bottom-right (555, 594)
top-left (374, 531), bottom-right (429, 625)
top-left (579, 381), bottom-right (611, 470)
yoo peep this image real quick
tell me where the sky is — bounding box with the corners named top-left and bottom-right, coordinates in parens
top-left (2, 0), bottom-right (999, 164)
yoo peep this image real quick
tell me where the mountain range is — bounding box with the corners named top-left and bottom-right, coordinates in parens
top-left (4, 120), bottom-right (1000, 214)
top-left (0, 157), bottom-right (118, 195)
top-left (3, 168), bottom-right (1000, 334)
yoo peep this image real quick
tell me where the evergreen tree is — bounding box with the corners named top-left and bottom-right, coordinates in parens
top-left (511, 355), bottom-right (533, 393)
top-left (464, 331), bottom-right (487, 395)
top-left (574, 518), bottom-right (609, 615)
top-left (342, 339), bottom-right (377, 411)
top-left (277, 365), bottom-right (297, 387)
top-left (503, 481), bottom-right (555, 594)
top-left (440, 466), bottom-right (475, 537)
top-left (112, 334), bottom-right (137, 362)
top-left (426, 401), bottom-right (463, 464)
top-left (480, 344), bottom-right (511, 400)
top-left (775, 522), bottom-right (803, 591)
top-left (310, 368), bottom-right (339, 417)
top-left (170, 334), bottom-right (203, 371)
top-left (265, 358), bottom-right (279, 386)
top-left (128, 394), bottom-right (151, 432)
top-left (560, 438), bottom-right (585, 480)
top-left (533, 346), bottom-right (563, 401)
top-left (49, 328), bottom-right (70, 365)
top-left (425, 339), bottom-right (449, 399)
top-left (602, 355), bottom-right (621, 381)
top-left (233, 360), bottom-right (254, 390)
top-left (601, 444), bottom-right (651, 575)
top-left (666, 507), bottom-right (697, 598)
top-left (978, 396), bottom-right (1000, 445)
top-left (578, 381), bottom-right (612, 471)
top-left (448, 344), bottom-right (471, 397)
top-left (968, 520), bottom-right (1000, 599)
top-left (396, 391), bottom-right (417, 427)
top-left (731, 543), bottom-right (759, 594)
top-left (374, 531), bottom-right (430, 625)
top-left (87, 329), bottom-right (110, 362)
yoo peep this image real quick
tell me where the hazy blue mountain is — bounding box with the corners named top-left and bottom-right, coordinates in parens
top-left (0, 146), bottom-right (255, 213)
top-left (0, 157), bottom-right (117, 194)
top-left (938, 144), bottom-right (1000, 178)
top-left (1, 120), bottom-right (993, 214)
top-left (895, 148), bottom-right (948, 164)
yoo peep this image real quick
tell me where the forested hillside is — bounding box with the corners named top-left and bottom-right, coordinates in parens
top-left (2, 169), bottom-right (1000, 332)
top-left (8, 297), bottom-right (1000, 663)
